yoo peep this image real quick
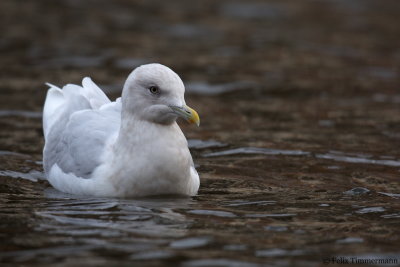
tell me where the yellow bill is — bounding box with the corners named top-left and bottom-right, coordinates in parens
top-left (170, 105), bottom-right (200, 126)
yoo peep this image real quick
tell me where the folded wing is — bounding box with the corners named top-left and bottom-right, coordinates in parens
top-left (43, 78), bottom-right (121, 179)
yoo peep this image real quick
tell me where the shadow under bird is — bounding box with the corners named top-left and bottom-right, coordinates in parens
top-left (42, 63), bottom-right (200, 197)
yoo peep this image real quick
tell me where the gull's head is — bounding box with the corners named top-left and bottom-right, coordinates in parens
top-left (122, 63), bottom-right (199, 126)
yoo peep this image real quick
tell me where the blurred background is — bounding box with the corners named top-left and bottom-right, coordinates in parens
top-left (0, 0), bottom-right (399, 266)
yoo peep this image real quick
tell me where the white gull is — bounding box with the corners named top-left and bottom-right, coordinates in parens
top-left (42, 63), bottom-right (200, 197)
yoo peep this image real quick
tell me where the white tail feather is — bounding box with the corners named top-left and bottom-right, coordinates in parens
top-left (43, 84), bottom-right (64, 140)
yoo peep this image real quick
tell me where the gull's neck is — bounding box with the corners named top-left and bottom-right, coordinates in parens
top-left (114, 109), bottom-right (177, 154)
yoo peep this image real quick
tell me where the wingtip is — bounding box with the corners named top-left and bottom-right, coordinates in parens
top-left (82, 77), bottom-right (93, 87)
top-left (45, 82), bottom-right (58, 88)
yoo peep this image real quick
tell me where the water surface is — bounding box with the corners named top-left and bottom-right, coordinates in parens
top-left (1, 0), bottom-right (400, 266)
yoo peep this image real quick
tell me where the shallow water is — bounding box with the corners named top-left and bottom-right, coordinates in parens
top-left (1, 0), bottom-right (400, 266)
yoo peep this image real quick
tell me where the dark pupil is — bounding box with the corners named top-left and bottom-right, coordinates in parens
top-left (150, 86), bottom-right (158, 93)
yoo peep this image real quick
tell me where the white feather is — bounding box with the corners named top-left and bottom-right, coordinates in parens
top-left (43, 84), bottom-right (64, 140)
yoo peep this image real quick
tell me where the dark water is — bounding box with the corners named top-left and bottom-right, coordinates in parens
top-left (1, 0), bottom-right (400, 266)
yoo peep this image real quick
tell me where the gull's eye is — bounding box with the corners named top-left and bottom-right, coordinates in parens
top-left (149, 86), bottom-right (160, 95)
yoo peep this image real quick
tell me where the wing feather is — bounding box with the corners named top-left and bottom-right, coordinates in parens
top-left (43, 78), bottom-right (121, 179)
top-left (82, 77), bottom-right (111, 109)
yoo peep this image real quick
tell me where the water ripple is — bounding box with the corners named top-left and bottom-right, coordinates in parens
top-left (0, 170), bottom-right (45, 182)
top-left (203, 147), bottom-right (310, 157)
top-left (0, 110), bottom-right (42, 118)
top-left (202, 146), bottom-right (400, 167)
top-left (188, 139), bottom-right (227, 150)
top-left (315, 153), bottom-right (400, 167)
top-left (183, 258), bottom-right (261, 267)
top-left (186, 81), bottom-right (257, 95)
top-left (170, 236), bottom-right (212, 249)
top-left (187, 209), bottom-right (237, 218)
top-left (355, 207), bottom-right (386, 214)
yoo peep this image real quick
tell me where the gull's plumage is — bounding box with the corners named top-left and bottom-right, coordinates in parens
top-left (43, 63), bottom-right (200, 197)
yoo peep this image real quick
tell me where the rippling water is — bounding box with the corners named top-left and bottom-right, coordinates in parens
top-left (1, 0), bottom-right (400, 266)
